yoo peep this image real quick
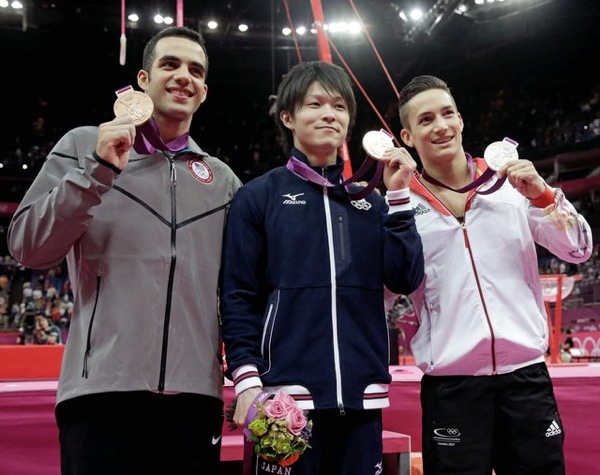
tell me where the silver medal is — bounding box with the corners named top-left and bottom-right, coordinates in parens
top-left (362, 129), bottom-right (394, 160)
top-left (483, 137), bottom-right (519, 171)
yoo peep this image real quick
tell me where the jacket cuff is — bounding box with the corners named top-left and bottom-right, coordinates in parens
top-left (385, 189), bottom-right (411, 212)
top-left (530, 184), bottom-right (555, 208)
top-left (93, 151), bottom-right (122, 175)
top-left (232, 364), bottom-right (262, 396)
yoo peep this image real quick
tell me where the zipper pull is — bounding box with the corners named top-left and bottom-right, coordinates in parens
top-left (170, 158), bottom-right (177, 187)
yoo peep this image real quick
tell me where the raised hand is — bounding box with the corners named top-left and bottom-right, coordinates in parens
top-left (381, 147), bottom-right (417, 191)
top-left (95, 115), bottom-right (138, 171)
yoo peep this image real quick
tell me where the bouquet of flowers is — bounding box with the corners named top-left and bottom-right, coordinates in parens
top-left (226, 391), bottom-right (313, 467)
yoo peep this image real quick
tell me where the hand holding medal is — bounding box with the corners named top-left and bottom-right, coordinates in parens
top-left (113, 85), bottom-right (188, 154)
top-left (361, 129), bottom-right (416, 190)
top-left (95, 85), bottom-right (153, 169)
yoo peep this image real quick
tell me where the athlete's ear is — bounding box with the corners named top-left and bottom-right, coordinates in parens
top-left (400, 128), bottom-right (413, 148)
top-left (137, 70), bottom-right (149, 91)
top-left (198, 84), bottom-right (208, 105)
top-left (280, 111), bottom-right (293, 130)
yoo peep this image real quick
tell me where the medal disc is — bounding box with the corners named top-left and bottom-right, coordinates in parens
top-left (362, 130), bottom-right (394, 160)
top-left (483, 140), bottom-right (519, 171)
top-left (113, 89), bottom-right (154, 126)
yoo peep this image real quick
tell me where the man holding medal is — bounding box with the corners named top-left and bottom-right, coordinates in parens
top-left (220, 61), bottom-right (424, 475)
top-left (387, 75), bottom-right (593, 474)
top-left (8, 26), bottom-right (241, 474)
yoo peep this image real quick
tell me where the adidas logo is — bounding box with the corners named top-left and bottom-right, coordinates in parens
top-left (545, 420), bottom-right (562, 437)
top-left (413, 203), bottom-right (430, 215)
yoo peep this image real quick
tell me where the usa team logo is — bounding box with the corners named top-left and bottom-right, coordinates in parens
top-left (188, 159), bottom-right (214, 184)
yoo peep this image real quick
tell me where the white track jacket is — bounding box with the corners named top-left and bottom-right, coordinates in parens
top-left (387, 157), bottom-right (593, 376)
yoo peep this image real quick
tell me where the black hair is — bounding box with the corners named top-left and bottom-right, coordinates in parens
top-left (275, 61), bottom-right (356, 154)
top-left (398, 75), bottom-right (453, 129)
top-left (142, 26), bottom-right (208, 77)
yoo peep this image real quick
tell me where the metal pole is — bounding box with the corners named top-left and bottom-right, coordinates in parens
top-left (309, 0), bottom-right (353, 177)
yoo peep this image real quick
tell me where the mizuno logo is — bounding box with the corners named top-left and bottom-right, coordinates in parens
top-left (282, 192), bottom-right (306, 205)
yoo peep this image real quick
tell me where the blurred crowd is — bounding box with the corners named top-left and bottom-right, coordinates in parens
top-left (1, 64), bottom-right (599, 343)
top-left (0, 260), bottom-right (72, 344)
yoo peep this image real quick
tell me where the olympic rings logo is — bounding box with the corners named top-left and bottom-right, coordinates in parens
top-left (350, 199), bottom-right (372, 210)
top-left (573, 335), bottom-right (600, 357)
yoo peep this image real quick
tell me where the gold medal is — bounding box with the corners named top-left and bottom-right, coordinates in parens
top-left (113, 85), bottom-right (154, 126)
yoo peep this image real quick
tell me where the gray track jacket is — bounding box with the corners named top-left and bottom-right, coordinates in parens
top-left (8, 126), bottom-right (242, 404)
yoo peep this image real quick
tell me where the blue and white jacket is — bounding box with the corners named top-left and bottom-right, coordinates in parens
top-left (221, 148), bottom-right (424, 411)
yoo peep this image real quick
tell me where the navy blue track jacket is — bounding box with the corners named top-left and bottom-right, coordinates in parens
top-left (221, 148), bottom-right (424, 411)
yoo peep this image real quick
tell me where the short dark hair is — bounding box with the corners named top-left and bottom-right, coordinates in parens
top-left (275, 61), bottom-right (356, 154)
top-left (142, 26), bottom-right (208, 77)
top-left (398, 75), bottom-right (453, 129)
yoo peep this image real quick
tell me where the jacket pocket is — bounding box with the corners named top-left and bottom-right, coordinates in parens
top-left (260, 290), bottom-right (280, 368)
top-left (82, 275), bottom-right (101, 378)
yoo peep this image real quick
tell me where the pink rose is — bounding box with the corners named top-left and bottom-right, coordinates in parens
top-left (264, 391), bottom-right (297, 420)
top-left (274, 391), bottom-right (297, 411)
top-left (285, 406), bottom-right (307, 436)
top-left (264, 398), bottom-right (287, 420)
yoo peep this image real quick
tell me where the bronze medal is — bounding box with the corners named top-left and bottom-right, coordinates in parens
top-left (113, 85), bottom-right (154, 126)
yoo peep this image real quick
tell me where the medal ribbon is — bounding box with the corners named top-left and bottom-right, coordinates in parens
top-left (421, 153), bottom-right (507, 195)
top-left (115, 85), bottom-right (189, 154)
top-left (133, 119), bottom-right (189, 155)
top-left (286, 153), bottom-right (384, 200)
